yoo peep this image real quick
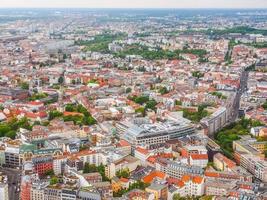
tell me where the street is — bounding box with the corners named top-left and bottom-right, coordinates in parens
top-left (0, 167), bottom-right (21, 200)
top-left (229, 70), bottom-right (249, 123)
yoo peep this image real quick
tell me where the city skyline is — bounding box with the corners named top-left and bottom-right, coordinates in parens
top-left (0, 0), bottom-right (267, 9)
top-left (0, 3), bottom-right (266, 200)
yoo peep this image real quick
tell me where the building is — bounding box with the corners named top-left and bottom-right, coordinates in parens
top-left (181, 175), bottom-right (205, 197)
top-left (180, 145), bottom-right (208, 158)
top-left (77, 187), bottom-right (101, 200)
top-left (61, 188), bottom-right (77, 200)
top-left (66, 157), bottom-right (83, 171)
top-left (106, 155), bottom-right (141, 179)
top-left (213, 153), bottom-right (236, 171)
top-left (142, 171), bottom-right (166, 184)
top-left (204, 170), bottom-right (252, 182)
top-left (111, 177), bottom-right (122, 192)
top-left (4, 140), bottom-right (21, 168)
top-left (44, 186), bottom-right (62, 200)
top-left (122, 189), bottom-right (154, 200)
top-left (189, 154), bottom-right (208, 168)
top-left (32, 156), bottom-right (53, 176)
top-left (21, 175), bottom-right (32, 200)
top-left (206, 138), bottom-right (221, 161)
top-left (145, 183), bottom-right (168, 200)
top-left (0, 87), bottom-right (28, 101)
top-left (92, 182), bottom-right (113, 199)
top-left (239, 153), bottom-right (267, 182)
top-left (83, 172), bottom-right (102, 184)
top-left (122, 120), bottom-right (195, 149)
top-left (233, 136), bottom-right (265, 159)
top-left (205, 179), bottom-right (236, 196)
top-left (31, 181), bottom-right (48, 200)
top-left (201, 107), bottom-right (228, 136)
top-left (53, 156), bottom-right (67, 175)
top-left (0, 147), bottom-right (5, 166)
top-left (159, 161), bottom-right (204, 179)
top-left (0, 183), bottom-right (9, 200)
top-left (134, 147), bottom-right (150, 163)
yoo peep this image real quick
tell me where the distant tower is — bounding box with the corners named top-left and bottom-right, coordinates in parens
top-left (29, 53), bottom-right (32, 64)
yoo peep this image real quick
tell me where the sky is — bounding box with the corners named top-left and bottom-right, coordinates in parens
top-left (0, 0), bottom-right (266, 9)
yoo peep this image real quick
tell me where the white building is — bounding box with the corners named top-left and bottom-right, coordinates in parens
top-left (134, 147), bottom-right (150, 163)
top-left (0, 183), bottom-right (9, 200)
top-left (168, 175), bottom-right (205, 199)
top-left (53, 156), bottom-right (67, 175)
top-left (189, 154), bottom-right (208, 168)
top-left (181, 175), bottom-right (205, 197)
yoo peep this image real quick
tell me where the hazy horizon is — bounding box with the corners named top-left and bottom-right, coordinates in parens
top-left (1, 0), bottom-right (267, 9)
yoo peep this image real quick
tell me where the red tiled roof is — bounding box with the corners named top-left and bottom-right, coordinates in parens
top-left (190, 154), bottom-right (208, 160)
top-left (204, 171), bottom-right (220, 178)
top-left (136, 147), bottom-right (149, 155)
top-left (25, 111), bottom-right (47, 119)
top-left (166, 177), bottom-right (184, 188)
top-left (181, 175), bottom-right (203, 184)
top-left (27, 101), bottom-right (44, 106)
top-left (117, 139), bottom-right (131, 147)
top-left (192, 176), bottom-right (203, 184)
top-left (143, 171), bottom-right (166, 184)
top-left (63, 111), bottom-right (83, 117)
top-left (181, 175), bottom-right (191, 182)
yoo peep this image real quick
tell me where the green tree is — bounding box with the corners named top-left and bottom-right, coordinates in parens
top-left (126, 87), bottom-right (132, 93)
top-left (50, 177), bottom-right (58, 185)
top-left (134, 96), bottom-right (150, 105)
top-left (0, 117), bottom-right (32, 139)
top-left (44, 169), bottom-right (55, 176)
top-left (116, 168), bottom-right (130, 178)
top-left (262, 101), bottom-right (267, 110)
top-left (58, 76), bottom-right (64, 84)
top-left (175, 100), bottom-right (182, 106)
top-left (158, 86), bottom-right (169, 95)
top-left (28, 93), bottom-right (48, 101)
top-left (48, 110), bottom-right (63, 121)
top-left (20, 82), bottom-right (29, 90)
top-left (63, 54), bottom-right (67, 60)
top-left (83, 163), bottom-right (97, 173)
top-left (145, 100), bottom-right (157, 111)
top-left (96, 163), bottom-right (109, 182)
top-left (192, 71), bottom-right (204, 78)
top-left (5, 131), bottom-right (16, 139)
top-left (173, 194), bottom-right (186, 200)
top-left (135, 107), bottom-right (146, 117)
top-left (182, 105), bottom-right (208, 122)
top-left (65, 104), bottom-right (75, 112)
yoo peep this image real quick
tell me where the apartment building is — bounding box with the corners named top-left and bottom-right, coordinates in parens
top-left (239, 154), bottom-right (267, 182)
top-left (201, 106), bottom-right (228, 136)
top-left (158, 161), bottom-right (204, 179)
top-left (105, 155), bottom-right (141, 179)
top-left (32, 156), bottom-right (53, 176)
